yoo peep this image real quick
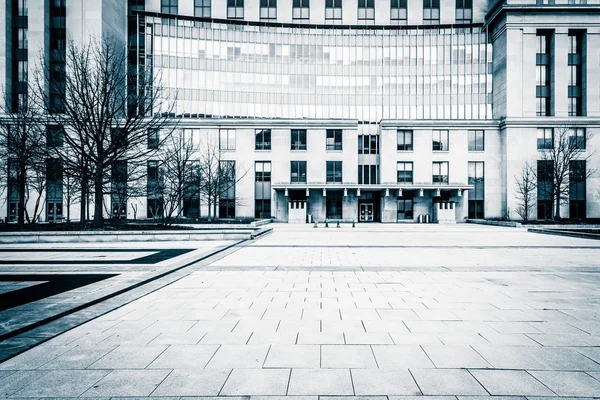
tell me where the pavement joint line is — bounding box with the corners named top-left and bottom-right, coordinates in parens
top-left (0, 237), bottom-right (250, 362)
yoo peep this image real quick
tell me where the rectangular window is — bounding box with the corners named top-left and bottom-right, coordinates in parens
top-left (568, 127), bottom-right (585, 150)
top-left (536, 31), bottom-right (553, 117)
top-left (219, 160), bottom-right (236, 219)
top-left (17, 28), bottom-right (27, 49)
top-left (161, 0), bottom-right (178, 14)
top-left (397, 130), bottom-right (413, 151)
top-left (46, 125), bottom-right (64, 147)
top-left (326, 161), bottom-right (343, 183)
top-left (537, 128), bottom-right (553, 150)
top-left (423, 0), bottom-right (440, 24)
top-left (291, 129), bottom-right (307, 150)
top-left (537, 160), bottom-right (553, 220)
top-left (397, 162), bottom-right (413, 184)
top-left (255, 161), bottom-right (271, 218)
top-left (147, 128), bottom-right (159, 149)
top-left (468, 130), bottom-right (484, 151)
top-left (390, 0), bottom-right (407, 25)
top-left (568, 31), bottom-right (584, 117)
top-left (569, 160), bottom-right (586, 219)
top-left (17, 0), bottom-right (27, 16)
top-left (358, 135), bottom-right (379, 154)
top-left (432, 130), bottom-right (449, 151)
top-left (357, 0), bottom-right (375, 24)
top-left (291, 161), bottom-right (307, 183)
top-left (325, 0), bottom-right (342, 23)
top-left (292, 0), bottom-right (310, 20)
top-left (220, 129), bottom-right (236, 150)
top-left (260, 0), bottom-right (277, 20)
top-left (358, 165), bottom-right (379, 185)
top-left (455, 0), bottom-right (472, 24)
top-left (147, 160), bottom-right (162, 218)
top-left (432, 161), bottom-right (449, 184)
top-left (326, 129), bottom-right (342, 150)
top-left (397, 193), bottom-right (414, 220)
top-left (194, 0), bottom-right (211, 17)
top-left (255, 129), bottom-right (271, 150)
top-left (17, 61), bottom-right (27, 82)
top-left (227, 0), bottom-right (244, 19)
top-left (468, 161), bottom-right (484, 219)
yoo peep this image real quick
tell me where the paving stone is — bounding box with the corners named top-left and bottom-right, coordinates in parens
top-left (321, 345), bottom-right (377, 368)
top-left (410, 369), bottom-right (488, 396)
top-left (351, 368), bottom-right (421, 395)
top-left (0, 345), bottom-right (72, 370)
top-left (526, 347), bottom-right (600, 370)
top-left (469, 369), bottom-right (555, 396)
top-left (220, 368), bottom-right (291, 395)
top-left (371, 345), bottom-right (435, 368)
top-left (88, 345), bottom-right (167, 369)
top-left (206, 345), bottom-right (270, 368)
top-left (263, 345), bottom-right (320, 368)
top-left (422, 345), bottom-right (491, 368)
top-left (0, 370), bottom-right (49, 397)
top-left (297, 332), bottom-right (345, 345)
top-left (528, 370), bottom-right (600, 397)
top-left (81, 369), bottom-right (171, 397)
top-left (344, 332), bottom-right (394, 344)
top-left (148, 344), bottom-right (219, 368)
top-left (288, 369), bottom-right (354, 395)
top-left (14, 369), bottom-right (110, 397)
top-left (471, 345), bottom-right (546, 369)
top-left (151, 369), bottom-right (231, 396)
top-left (37, 345), bottom-right (117, 369)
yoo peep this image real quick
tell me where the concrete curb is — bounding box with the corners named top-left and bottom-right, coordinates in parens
top-left (528, 227), bottom-right (600, 240)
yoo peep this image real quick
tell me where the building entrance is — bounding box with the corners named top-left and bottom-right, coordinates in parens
top-left (359, 203), bottom-right (374, 222)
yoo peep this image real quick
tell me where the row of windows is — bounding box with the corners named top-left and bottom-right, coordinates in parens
top-left (536, 127), bottom-right (586, 150)
top-left (397, 129), bottom-right (484, 151)
top-left (160, 0), bottom-right (471, 23)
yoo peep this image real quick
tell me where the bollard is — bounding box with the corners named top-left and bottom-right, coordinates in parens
top-left (325, 220), bottom-right (329, 228)
top-left (336, 221), bottom-right (340, 228)
top-left (313, 221), bottom-right (318, 228)
top-left (352, 220), bottom-right (355, 228)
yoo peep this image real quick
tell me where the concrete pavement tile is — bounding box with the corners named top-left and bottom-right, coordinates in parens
top-left (344, 332), bottom-right (394, 344)
top-left (363, 320), bottom-right (410, 334)
top-left (0, 370), bottom-right (49, 397)
top-left (148, 344), bottom-right (219, 368)
top-left (302, 309), bottom-right (343, 320)
top-left (340, 309), bottom-right (381, 320)
top-left (422, 345), bottom-right (490, 368)
top-left (88, 345), bottom-right (167, 369)
top-left (0, 345), bottom-right (72, 370)
top-left (321, 345), bottom-right (377, 368)
top-left (371, 345), bottom-right (435, 368)
top-left (220, 368), bottom-right (290, 395)
top-left (37, 345), bottom-right (117, 369)
top-left (389, 397), bottom-right (456, 400)
top-left (405, 321), bottom-right (452, 333)
top-left (351, 368), bottom-right (421, 395)
top-left (297, 332), bottom-right (345, 344)
top-left (14, 369), bottom-right (110, 397)
top-left (151, 369), bottom-right (231, 396)
top-left (81, 369), bottom-right (171, 397)
top-left (206, 345), bottom-right (270, 368)
top-left (288, 369), bottom-right (354, 395)
top-left (526, 347), bottom-right (600, 370)
top-left (248, 331), bottom-right (299, 344)
top-left (488, 322), bottom-right (542, 334)
top-left (435, 333), bottom-right (492, 346)
top-left (187, 320), bottom-right (239, 332)
top-left (414, 309), bottom-right (461, 321)
top-left (469, 369), bottom-right (555, 396)
top-left (278, 320), bottom-right (321, 333)
top-left (321, 320), bottom-right (366, 333)
top-left (389, 333), bottom-right (443, 345)
top-left (148, 331), bottom-right (207, 345)
top-left (529, 371), bottom-right (600, 397)
top-left (410, 369), bottom-right (488, 395)
top-left (526, 333), bottom-right (596, 346)
top-left (377, 309), bottom-right (420, 320)
top-left (200, 331), bottom-right (252, 344)
top-left (263, 345), bottom-right (320, 368)
top-left (479, 332), bottom-right (540, 346)
top-left (233, 320), bottom-right (280, 332)
top-left (472, 345), bottom-right (547, 369)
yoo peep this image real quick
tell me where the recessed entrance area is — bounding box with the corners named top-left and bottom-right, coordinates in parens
top-left (358, 191), bottom-right (381, 222)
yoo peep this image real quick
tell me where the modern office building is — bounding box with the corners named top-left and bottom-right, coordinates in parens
top-left (1, 0), bottom-right (599, 223)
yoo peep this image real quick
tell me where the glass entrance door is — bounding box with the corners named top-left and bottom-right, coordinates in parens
top-left (359, 203), bottom-right (374, 222)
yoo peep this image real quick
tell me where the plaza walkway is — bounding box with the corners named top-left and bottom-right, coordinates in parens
top-left (1, 223), bottom-right (600, 398)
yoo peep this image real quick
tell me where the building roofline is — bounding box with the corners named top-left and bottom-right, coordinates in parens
top-left (484, 3), bottom-right (600, 30)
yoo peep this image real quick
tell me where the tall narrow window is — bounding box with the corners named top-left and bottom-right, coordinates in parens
top-left (147, 129), bottom-right (159, 150)
top-left (227, 0), bottom-right (244, 19)
top-left (468, 162), bottom-right (484, 219)
top-left (17, 28), bottom-right (27, 49)
top-left (423, 0), bottom-right (440, 24)
top-left (291, 161), bottom-right (307, 183)
top-left (432, 130), bottom-right (449, 151)
top-left (17, 61), bottom-right (27, 82)
top-left (293, 0), bottom-right (310, 21)
top-left (568, 127), bottom-right (585, 150)
top-left (468, 130), bottom-right (484, 151)
top-left (111, 161), bottom-right (128, 219)
top-left (255, 129), bottom-right (271, 150)
top-left (255, 161), bottom-right (271, 218)
top-left (219, 161), bottom-right (236, 218)
top-left (358, 165), bottom-right (379, 185)
top-left (260, 0), bottom-right (277, 21)
top-left (455, 0), bottom-right (472, 24)
top-left (537, 160), bottom-right (553, 220)
top-left (358, 135), bottom-right (379, 154)
top-left (147, 160), bottom-right (163, 218)
top-left (432, 162), bottom-right (449, 184)
top-left (326, 161), bottom-right (343, 183)
top-left (536, 31), bottom-right (553, 116)
top-left (568, 31), bottom-right (584, 117)
top-left (397, 162), bottom-right (413, 184)
top-left (397, 130), bottom-right (413, 151)
top-left (326, 129), bottom-right (343, 150)
top-left (325, 0), bottom-right (342, 24)
top-left (46, 158), bottom-right (63, 222)
top-left (358, 0), bottom-right (375, 24)
top-left (194, 0), bottom-right (211, 17)
top-left (537, 128), bottom-right (553, 150)
top-left (291, 129), bottom-right (307, 150)
top-left (569, 160), bottom-right (586, 219)
top-left (161, 0), bottom-right (178, 14)
top-left (220, 129), bottom-right (236, 150)
top-left (49, 0), bottom-right (66, 113)
top-left (46, 125), bottom-right (65, 147)
top-left (390, 0), bottom-right (407, 25)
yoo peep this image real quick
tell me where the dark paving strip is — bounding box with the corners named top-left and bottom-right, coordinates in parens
top-left (247, 244), bottom-right (600, 249)
top-left (0, 274), bottom-right (116, 312)
top-left (0, 248), bottom-right (195, 265)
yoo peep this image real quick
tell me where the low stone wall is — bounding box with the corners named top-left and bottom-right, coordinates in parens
top-left (466, 219), bottom-right (522, 227)
top-left (0, 228), bottom-right (272, 244)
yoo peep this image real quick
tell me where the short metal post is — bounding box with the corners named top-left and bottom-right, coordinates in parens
top-left (336, 221), bottom-right (340, 228)
top-left (352, 220), bottom-right (355, 228)
top-left (325, 220), bottom-right (329, 228)
top-left (313, 221), bottom-right (318, 228)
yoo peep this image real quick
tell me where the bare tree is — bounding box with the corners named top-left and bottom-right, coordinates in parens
top-left (0, 93), bottom-right (46, 224)
top-left (537, 127), bottom-right (595, 220)
top-left (513, 162), bottom-right (537, 221)
top-left (32, 36), bottom-right (177, 226)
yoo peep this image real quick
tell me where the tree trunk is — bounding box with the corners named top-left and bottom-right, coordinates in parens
top-left (18, 161), bottom-right (26, 225)
top-left (93, 171), bottom-right (104, 227)
top-left (80, 179), bottom-right (87, 224)
top-left (554, 191), bottom-right (562, 220)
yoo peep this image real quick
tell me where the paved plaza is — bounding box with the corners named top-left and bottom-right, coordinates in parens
top-left (1, 223), bottom-right (600, 398)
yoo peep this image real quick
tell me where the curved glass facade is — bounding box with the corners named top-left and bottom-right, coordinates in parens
top-left (138, 15), bottom-right (493, 121)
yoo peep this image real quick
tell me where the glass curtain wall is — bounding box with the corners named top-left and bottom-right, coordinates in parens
top-left (140, 15), bottom-right (492, 122)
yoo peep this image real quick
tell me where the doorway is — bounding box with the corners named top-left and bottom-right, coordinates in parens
top-left (359, 203), bottom-right (374, 222)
